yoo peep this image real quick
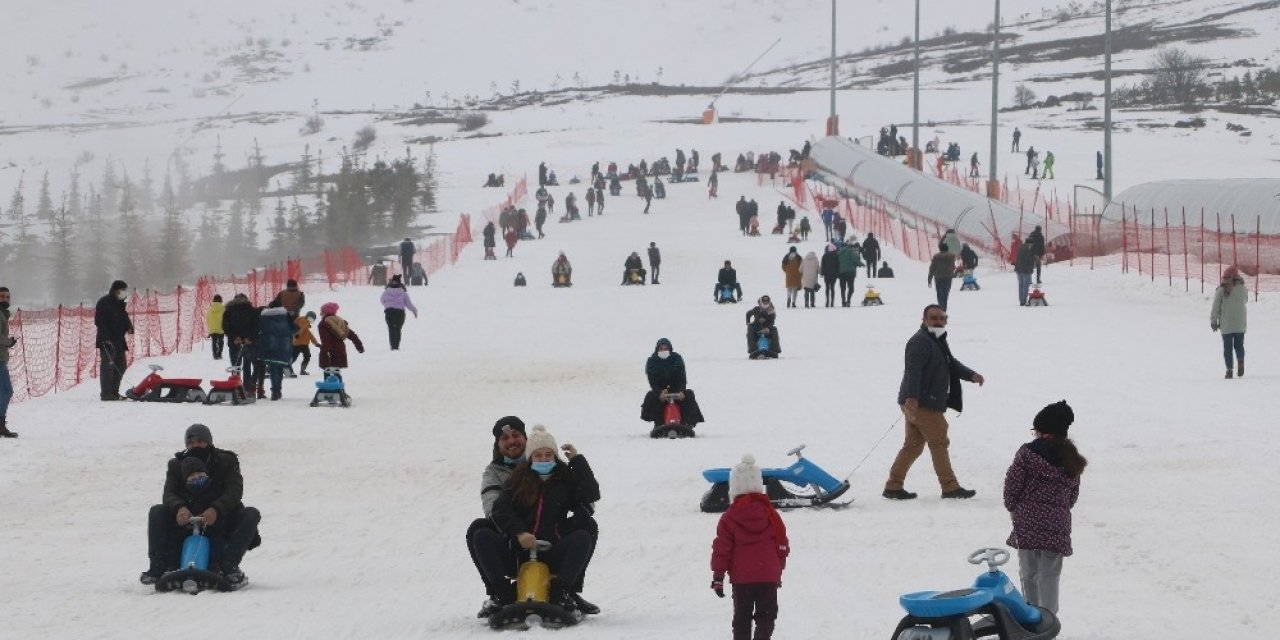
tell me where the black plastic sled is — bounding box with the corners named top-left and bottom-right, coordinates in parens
top-left (488, 600), bottom-right (583, 631)
top-left (154, 567), bottom-right (237, 595)
top-left (892, 602), bottom-right (1061, 640)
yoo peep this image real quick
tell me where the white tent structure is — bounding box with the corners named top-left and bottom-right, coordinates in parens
top-left (1101, 179), bottom-right (1280, 233)
top-left (806, 136), bottom-right (1071, 260)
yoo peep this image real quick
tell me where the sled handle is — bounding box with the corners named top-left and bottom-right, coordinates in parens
top-left (967, 547), bottom-right (1010, 572)
top-left (529, 539), bottom-right (552, 560)
top-left (148, 364), bottom-right (165, 372)
top-left (786, 445), bottom-right (807, 458)
top-left (225, 366), bottom-right (242, 375)
top-left (187, 516), bottom-right (205, 535)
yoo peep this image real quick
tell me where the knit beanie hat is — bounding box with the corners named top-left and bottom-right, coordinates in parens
top-left (1033, 400), bottom-right (1075, 437)
top-left (184, 423), bottom-right (213, 446)
top-left (525, 425), bottom-right (560, 459)
top-left (320, 302), bottom-right (339, 316)
top-left (110, 280), bottom-right (128, 292)
top-left (492, 415), bottom-right (526, 439)
top-left (179, 456), bottom-right (207, 479)
top-left (728, 454), bottom-right (765, 500)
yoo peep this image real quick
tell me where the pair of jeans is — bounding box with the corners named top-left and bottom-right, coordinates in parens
top-left (210, 333), bottom-right (224, 359)
top-left (236, 343), bottom-right (258, 394)
top-left (650, 264), bottom-right (660, 283)
top-left (1017, 272), bottom-right (1033, 306)
top-left (732, 582), bottom-right (779, 640)
top-left (838, 274), bottom-right (855, 305)
top-left (0, 362), bottom-right (12, 418)
top-left (1018, 549), bottom-right (1063, 614)
top-left (823, 276), bottom-right (837, 306)
top-left (1222, 333), bottom-right (1245, 369)
top-left (935, 278), bottom-right (952, 311)
top-left (384, 308), bottom-right (406, 350)
top-left (99, 342), bottom-right (127, 399)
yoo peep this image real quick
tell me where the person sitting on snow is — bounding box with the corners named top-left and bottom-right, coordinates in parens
top-left (469, 419), bottom-right (601, 617)
top-left (640, 338), bottom-right (705, 430)
top-left (513, 272), bottom-right (527, 287)
top-left (745, 296), bottom-right (781, 357)
top-left (140, 424), bottom-right (261, 589)
top-left (622, 252), bottom-right (647, 285)
top-left (715, 260), bottom-right (744, 302)
top-left (551, 252), bottom-right (573, 286)
top-left (878, 261), bottom-right (896, 278)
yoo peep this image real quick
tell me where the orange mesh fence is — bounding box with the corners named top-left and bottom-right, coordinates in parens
top-left (9, 212), bottom-right (481, 404)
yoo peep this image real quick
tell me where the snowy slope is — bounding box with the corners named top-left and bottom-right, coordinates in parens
top-left (2, 148), bottom-right (1277, 639)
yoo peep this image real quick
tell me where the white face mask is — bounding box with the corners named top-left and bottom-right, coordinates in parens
top-left (927, 326), bottom-right (947, 338)
top-left (657, 350), bottom-right (671, 359)
top-left (116, 290), bottom-right (129, 300)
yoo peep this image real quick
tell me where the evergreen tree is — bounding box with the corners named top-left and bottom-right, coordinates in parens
top-left (421, 144), bottom-right (438, 211)
top-left (155, 201), bottom-right (191, 289)
top-left (192, 206), bottom-right (226, 276)
top-left (226, 199), bottom-right (245, 257)
top-left (36, 171), bottom-right (55, 221)
top-left (139, 159), bottom-right (156, 217)
top-left (289, 197), bottom-right (316, 255)
top-left (49, 198), bottom-right (79, 303)
top-left (115, 183), bottom-right (149, 289)
top-left (292, 144), bottom-right (313, 195)
top-left (80, 191), bottom-right (112, 299)
top-left (67, 170), bottom-right (82, 221)
top-left (389, 148), bottom-right (419, 235)
top-left (269, 198), bottom-right (289, 257)
top-left (9, 175), bottom-right (41, 287)
top-left (101, 160), bottom-right (120, 216)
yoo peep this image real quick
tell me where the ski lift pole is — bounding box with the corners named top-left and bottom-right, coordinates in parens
top-left (707, 37), bottom-right (783, 112)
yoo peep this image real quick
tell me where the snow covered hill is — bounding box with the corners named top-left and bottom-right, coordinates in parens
top-left (2, 148), bottom-right (1277, 638)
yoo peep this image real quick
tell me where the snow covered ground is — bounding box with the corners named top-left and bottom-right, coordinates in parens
top-left (2, 153), bottom-right (1276, 638)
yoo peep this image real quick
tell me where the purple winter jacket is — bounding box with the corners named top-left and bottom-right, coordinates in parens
top-left (1004, 442), bottom-right (1080, 556)
top-left (379, 286), bottom-right (419, 316)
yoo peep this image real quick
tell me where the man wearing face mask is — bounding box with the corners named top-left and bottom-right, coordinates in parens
top-left (0, 286), bottom-right (18, 437)
top-left (883, 305), bottom-right (985, 501)
top-left (94, 280), bottom-right (134, 401)
top-left (467, 416), bottom-right (600, 618)
top-left (140, 424), bottom-right (261, 588)
top-left (640, 338), bottom-right (705, 431)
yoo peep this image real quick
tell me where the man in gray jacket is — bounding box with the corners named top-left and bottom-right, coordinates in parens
top-left (0, 286), bottom-right (17, 438)
top-left (883, 305), bottom-right (984, 500)
top-left (466, 416), bottom-right (599, 617)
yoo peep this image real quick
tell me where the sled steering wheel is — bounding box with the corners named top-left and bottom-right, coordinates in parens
top-left (967, 547), bottom-right (1010, 572)
top-left (786, 445), bottom-right (807, 458)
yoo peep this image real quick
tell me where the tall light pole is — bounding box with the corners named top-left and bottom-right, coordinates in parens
top-left (1104, 0), bottom-right (1113, 201)
top-left (912, 0), bottom-right (921, 170)
top-left (829, 0), bottom-right (838, 135)
top-left (988, 0), bottom-right (1001, 198)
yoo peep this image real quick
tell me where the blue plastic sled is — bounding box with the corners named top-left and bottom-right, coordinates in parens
top-left (700, 445), bottom-right (850, 512)
top-left (310, 367), bottom-right (351, 408)
top-left (155, 517), bottom-right (235, 594)
top-left (893, 547), bottom-right (1060, 639)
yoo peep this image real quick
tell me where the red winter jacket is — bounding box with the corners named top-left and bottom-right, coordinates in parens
top-left (711, 494), bottom-right (789, 584)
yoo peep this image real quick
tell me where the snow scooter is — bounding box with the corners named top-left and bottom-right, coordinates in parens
top-left (715, 283), bottom-right (740, 303)
top-left (552, 273), bottom-right (573, 288)
top-left (749, 329), bottom-right (778, 360)
top-left (622, 269), bottom-right (646, 285)
top-left (203, 366), bottom-right (254, 405)
top-left (892, 547), bottom-right (1060, 640)
top-left (310, 367), bottom-right (351, 407)
top-left (488, 540), bottom-right (583, 631)
top-left (125, 364), bottom-right (206, 403)
top-left (1027, 284), bottom-right (1048, 307)
top-left (154, 516), bottom-right (238, 594)
top-left (960, 272), bottom-right (980, 291)
top-left (862, 283), bottom-right (885, 306)
top-left (700, 445), bottom-right (851, 512)
top-left (650, 391), bottom-right (696, 439)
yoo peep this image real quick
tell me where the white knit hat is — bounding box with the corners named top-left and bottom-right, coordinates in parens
top-left (728, 454), bottom-right (765, 500)
top-left (526, 425), bottom-right (561, 459)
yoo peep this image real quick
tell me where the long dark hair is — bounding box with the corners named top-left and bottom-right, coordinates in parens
top-left (1045, 437), bottom-right (1088, 478)
top-left (507, 459), bottom-right (569, 507)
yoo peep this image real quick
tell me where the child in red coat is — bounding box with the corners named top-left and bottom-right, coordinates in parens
top-left (711, 455), bottom-right (789, 640)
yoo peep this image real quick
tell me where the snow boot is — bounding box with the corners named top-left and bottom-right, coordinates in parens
top-left (882, 488), bottom-right (918, 500)
top-left (1225, 369), bottom-right (1234, 379)
top-left (221, 565), bottom-right (247, 589)
top-left (571, 593), bottom-right (600, 615)
top-left (0, 417), bottom-right (17, 438)
top-left (1238, 362), bottom-right (1245, 378)
top-left (138, 562), bottom-right (166, 585)
top-left (941, 487), bottom-right (977, 499)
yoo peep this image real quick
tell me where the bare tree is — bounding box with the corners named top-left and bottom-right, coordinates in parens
top-left (1014, 83), bottom-right (1037, 108)
top-left (1150, 47), bottom-right (1209, 107)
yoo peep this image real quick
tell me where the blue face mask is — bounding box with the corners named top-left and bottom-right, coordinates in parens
top-left (187, 475), bottom-right (211, 491)
top-left (531, 461), bottom-right (556, 476)
top-left (503, 455), bottom-right (526, 465)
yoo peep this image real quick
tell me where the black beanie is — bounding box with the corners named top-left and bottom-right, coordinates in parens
top-left (492, 416), bottom-right (526, 439)
top-left (185, 423), bottom-right (213, 445)
top-left (179, 456), bottom-right (207, 479)
top-left (1033, 401), bottom-right (1074, 437)
top-left (110, 280), bottom-right (128, 292)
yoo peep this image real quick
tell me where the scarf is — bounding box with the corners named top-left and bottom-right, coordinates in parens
top-left (324, 315), bottom-right (349, 339)
top-left (732, 493), bottom-right (789, 553)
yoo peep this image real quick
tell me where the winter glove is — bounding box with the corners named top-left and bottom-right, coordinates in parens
top-left (711, 580), bottom-right (724, 598)
top-left (1211, 323), bottom-right (1219, 332)
top-left (6, 337), bottom-right (16, 348)
top-left (356, 346), bottom-right (365, 353)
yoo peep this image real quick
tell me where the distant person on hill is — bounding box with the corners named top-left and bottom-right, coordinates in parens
top-left (836, 242), bottom-right (862, 307)
top-left (207, 294), bottom-right (226, 361)
top-left (800, 251), bottom-right (820, 309)
top-left (861, 233), bottom-right (881, 278)
top-left (94, 279), bottom-right (134, 402)
top-left (647, 242), bottom-right (662, 285)
top-left (877, 261), bottom-right (895, 278)
top-left (708, 170), bottom-right (719, 198)
top-left (781, 247), bottom-right (802, 308)
top-left (317, 302), bottom-right (364, 379)
top-left (715, 260), bottom-right (743, 302)
top-left (1015, 243), bottom-right (1036, 307)
top-left (1012, 127), bottom-right (1022, 153)
top-left (960, 243), bottom-right (979, 271)
top-left (380, 274), bottom-right (419, 351)
top-left (820, 243), bottom-right (840, 307)
top-left (928, 242), bottom-right (956, 311)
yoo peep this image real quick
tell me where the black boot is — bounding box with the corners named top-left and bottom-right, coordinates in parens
top-left (0, 416), bottom-right (17, 438)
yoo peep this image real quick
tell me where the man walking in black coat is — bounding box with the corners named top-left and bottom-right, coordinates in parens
top-left (221, 294), bottom-right (262, 397)
top-left (861, 233), bottom-right (882, 278)
top-left (399, 237), bottom-right (416, 283)
top-left (647, 242), bottom-right (662, 285)
top-left (883, 306), bottom-right (984, 501)
top-left (1025, 225), bottom-right (1046, 283)
top-left (94, 280), bottom-right (134, 401)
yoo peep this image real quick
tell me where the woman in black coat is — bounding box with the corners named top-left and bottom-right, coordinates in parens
top-left (640, 338), bottom-right (705, 427)
top-left (480, 426), bottom-right (599, 608)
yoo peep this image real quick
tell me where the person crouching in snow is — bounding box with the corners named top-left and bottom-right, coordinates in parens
top-left (711, 454), bottom-right (789, 640)
top-left (1004, 400), bottom-right (1087, 615)
top-left (317, 302), bottom-right (364, 379)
